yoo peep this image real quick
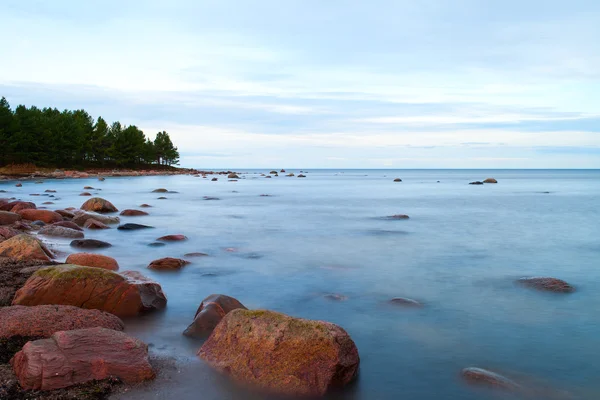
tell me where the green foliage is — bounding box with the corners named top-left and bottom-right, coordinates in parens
top-left (0, 97), bottom-right (180, 168)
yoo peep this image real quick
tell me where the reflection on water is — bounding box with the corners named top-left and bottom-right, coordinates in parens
top-left (2, 169), bottom-right (599, 399)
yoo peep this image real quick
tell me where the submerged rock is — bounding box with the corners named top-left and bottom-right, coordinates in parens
top-left (469, 181), bottom-right (484, 185)
top-left (393, 178), bottom-right (402, 182)
top-left (183, 294), bottom-right (247, 338)
top-left (120, 209), bottom-right (149, 216)
top-left (118, 223), bottom-right (154, 230)
top-left (386, 214), bottom-right (410, 220)
top-left (80, 197), bottom-right (118, 213)
top-left (198, 309), bottom-right (360, 396)
top-left (38, 225), bottom-right (84, 239)
top-left (389, 297), bottom-right (422, 307)
top-left (72, 210), bottom-right (120, 226)
top-left (227, 173), bottom-right (240, 179)
top-left (70, 239), bottom-right (112, 249)
top-left (140, 203), bottom-right (152, 208)
top-left (157, 234), bottom-right (187, 242)
top-left (147, 242), bottom-right (165, 247)
top-left (184, 252), bottom-right (209, 257)
top-left (211, 178), bottom-right (218, 181)
top-left (461, 367), bottom-right (521, 390)
top-left (147, 257), bottom-right (190, 271)
top-left (483, 178), bottom-right (498, 183)
top-left (0, 234), bottom-right (54, 262)
top-left (297, 174), bottom-right (306, 178)
top-left (517, 277), bottom-right (574, 293)
top-left (152, 188), bottom-right (168, 193)
top-left (79, 192), bottom-right (92, 196)
top-left (65, 253), bottom-right (119, 271)
top-left (11, 327), bottom-right (155, 390)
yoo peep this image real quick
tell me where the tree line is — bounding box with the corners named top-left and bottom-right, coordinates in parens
top-left (0, 97), bottom-right (180, 168)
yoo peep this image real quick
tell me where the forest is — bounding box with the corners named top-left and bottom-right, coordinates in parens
top-left (0, 97), bottom-right (180, 168)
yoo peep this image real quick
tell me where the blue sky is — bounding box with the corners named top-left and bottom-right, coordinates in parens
top-left (1, 0), bottom-right (599, 168)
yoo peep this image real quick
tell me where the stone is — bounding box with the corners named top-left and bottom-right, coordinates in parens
top-left (269, 171), bottom-right (278, 174)
top-left (184, 252), bottom-right (209, 257)
top-left (211, 178), bottom-right (218, 181)
top-left (55, 209), bottom-right (75, 219)
top-left (157, 196), bottom-right (167, 199)
top-left (80, 192), bottom-right (92, 196)
top-left (118, 223), bottom-right (154, 230)
top-left (324, 293), bottom-right (348, 301)
top-left (80, 197), bottom-right (118, 213)
top-left (52, 221), bottom-right (83, 231)
top-left (147, 257), bottom-right (190, 271)
top-left (461, 367), bottom-right (520, 390)
top-left (65, 253), bottom-right (119, 271)
top-left (16, 209), bottom-right (63, 224)
top-left (42, 201), bottom-right (54, 205)
top-left (517, 277), bottom-right (574, 293)
top-left (297, 174), bottom-right (306, 178)
top-left (0, 227), bottom-right (20, 242)
top-left (199, 309), bottom-right (359, 397)
top-left (183, 294), bottom-right (247, 338)
top-left (157, 234), bottom-right (187, 241)
top-left (15, 183), bottom-right (22, 187)
top-left (483, 178), bottom-right (498, 183)
top-left (469, 181), bottom-right (484, 185)
top-left (0, 305), bottom-right (124, 363)
top-left (389, 297), bottom-right (422, 307)
top-left (12, 265), bottom-right (167, 317)
top-left (0, 234), bottom-right (53, 262)
top-left (72, 211), bottom-right (120, 226)
top-left (227, 173), bottom-right (240, 179)
top-left (203, 196), bottom-right (220, 200)
top-left (44, 190), bottom-right (56, 193)
top-left (83, 219), bottom-right (110, 230)
top-left (140, 204), bottom-right (152, 208)
top-left (147, 242), bottom-right (165, 247)
top-left (286, 173), bottom-right (295, 177)
top-left (10, 327), bottom-right (154, 390)
top-left (393, 178), bottom-right (402, 182)
top-left (38, 225), bottom-right (84, 239)
top-left (387, 214), bottom-right (410, 219)
top-left (70, 239), bottom-right (112, 249)
top-left (120, 209), bottom-right (149, 216)
top-left (83, 186), bottom-right (94, 189)
top-left (98, 177), bottom-right (106, 181)
top-left (265, 175), bottom-right (272, 178)
top-left (152, 188), bottom-right (168, 193)
top-left (1, 201), bottom-right (36, 213)
top-left (0, 211), bottom-right (21, 225)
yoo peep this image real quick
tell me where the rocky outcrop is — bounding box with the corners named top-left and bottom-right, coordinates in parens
top-left (65, 253), bottom-right (119, 271)
top-left (118, 223), bottom-right (154, 230)
top-left (198, 309), bottom-right (360, 396)
top-left (157, 234), bottom-right (187, 241)
top-left (16, 209), bottom-right (63, 224)
top-left (483, 178), bottom-right (498, 183)
top-left (183, 294), bottom-right (247, 338)
top-left (12, 265), bottom-right (167, 317)
top-left (11, 327), bottom-right (154, 390)
top-left (83, 219), bottom-right (110, 229)
top-left (120, 209), bottom-right (149, 216)
top-left (70, 239), bottom-right (112, 249)
top-left (461, 367), bottom-right (520, 390)
top-left (517, 277), bottom-right (574, 293)
top-left (0, 211), bottom-right (21, 226)
top-left (0, 234), bottom-right (54, 262)
top-left (72, 210), bottom-right (120, 226)
top-left (80, 197), bottom-right (118, 213)
top-left (147, 257), bottom-right (190, 271)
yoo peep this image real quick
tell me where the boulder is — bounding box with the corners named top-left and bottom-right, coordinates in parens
top-left (0, 234), bottom-right (53, 262)
top-left (0, 305), bottom-right (124, 362)
top-left (120, 209), bottom-right (149, 216)
top-left (44, 190), bottom-right (56, 193)
top-left (461, 367), bottom-right (520, 390)
top-left (211, 178), bottom-right (218, 181)
top-left (52, 221), bottom-right (83, 231)
top-left (469, 181), bottom-right (484, 185)
top-left (0, 226), bottom-right (20, 242)
top-left (15, 183), bottom-right (22, 187)
top-left (157, 234), bottom-right (187, 242)
top-left (147, 257), bottom-right (190, 271)
top-left (83, 186), bottom-right (94, 189)
top-left (65, 253), bottom-right (119, 271)
top-left (118, 223), bottom-right (154, 231)
top-left (0, 211), bottom-right (21, 225)
top-left (147, 242), bottom-right (165, 247)
top-left (393, 178), bottom-right (402, 182)
top-left (3, 201), bottom-right (36, 213)
top-left (198, 309), bottom-right (360, 396)
top-left (55, 209), bottom-right (75, 219)
top-left (286, 173), bottom-right (295, 177)
top-left (16, 209), bottom-right (63, 224)
top-left (80, 192), bottom-right (92, 196)
top-left (297, 174), bottom-right (306, 178)
top-left (140, 204), bottom-right (152, 208)
top-left (83, 219), bottom-right (110, 229)
top-left (517, 277), bottom-right (574, 293)
top-left (265, 175), bottom-right (272, 179)
top-left (269, 171), bottom-right (278, 174)
top-left (70, 239), bottom-right (112, 249)
top-left (12, 265), bottom-right (167, 317)
top-left (389, 297), bottom-right (422, 307)
top-left (98, 177), bottom-right (106, 181)
top-left (38, 225), bottom-right (84, 239)
top-left (183, 294), bottom-right (247, 338)
top-left (157, 196), bottom-right (168, 199)
top-left (80, 197), bottom-right (118, 213)
top-left (483, 178), bottom-right (498, 183)
top-left (152, 188), bottom-right (168, 193)
top-left (72, 210), bottom-right (119, 226)
top-left (227, 173), bottom-right (240, 179)
top-left (11, 327), bottom-right (155, 390)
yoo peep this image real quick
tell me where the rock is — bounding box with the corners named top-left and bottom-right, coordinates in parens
top-left (198, 309), bottom-right (360, 396)
top-left (483, 178), bottom-right (498, 183)
top-left (324, 293), bottom-right (348, 301)
top-left (461, 367), bottom-right (520, 390)
top-left (0, 305), bottom-right (124, 363)
top-left (184, 252), bottom-right (209, 257)
top-left (157, 234), bottom-right (187, 242)
top-left (44, 189), bottom-right (56, 193)
top-left (0, 227), bottom-right (20, 242)
top-left (80, 197), bottom-right (118, 213)
top-left (65, 253), bottom-right (119, 271)
top-left (118, 223), bottom-right (154, 230)
top-left (269, 171), bottom-right (278, 174)
top-left (0, 211), bottom-right (21, 225)
top-left (42, 201), bottom-right (54, 205)
top-left (517, 277), bottom-right (574, 293)
top-left (38, 225), bottom-right (84, 239)
top-left (11, 327), bottom-right (155, 390)
top-left (147, 242), bottom-right (165, 247)
top-left (0, 234), bottom-right (54, 262)
top-left (13, 265), bottom-right (167, 317)
top-left (15, 183), bottom-right (22, 187)
top-left (120, 209), bottom-right (149, 216)
top-left (140, 204), bottom-right (152, 208)
top-left (55, 209), bottom-right (75, 219)
top-left (297, 174), bottom-right (306, 178)
top-left (387, 214), bottom-right (410, 219)
top-left (83, 186), bottom-right (94, 190)
top-left (183, 294), bottom-right (247, 338)
top-left (98, 177), bottom-right (106, 181)
top-left (52, 221), bottom-right (83, 231)
top-left (147, 257), bottom-right (190, 271)
top-left (389, 297), bottom-right (422, 307)
top-left (31, 220), bottom-right (46, 227)
top-left (11, 221), bottom-right (33, 231)
top-left (469, 181), bottom-right (484, 185)
top-left (83, 219), bottom-right (110, 230)
top-left (203, 196), bottom-right (220, 200)
top-left (1, 201), bottom-right (36, 213)
top-left (265, 175), bottom-right (272, 178)
top-left (211, 178), bottom-right (218, 181)
top-left (16, 209), bottom-right (63, 224)
top-left (227, 173), bottom-right (240, 179)
top-left (393, 178), bottom-right (402, 182)
top-left (80, 192), bottom-right (92, 196)
top-left (152, 188), bottom-right (168, 193)
top-left (286, 173), bottom-right (295, 177)
top-left (70, 239), bottom-right (112, 249)
top-left (157, 196), bottom-right (168, 199)
top-left (72, 211), bottom-right (120, 226)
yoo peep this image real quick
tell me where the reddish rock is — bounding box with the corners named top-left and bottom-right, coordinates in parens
top-left (16, 209), bottom-right (63, 224)
top-left (157, 234), bottom-right (187, 242)
top-left (80, 197), bottom-right (118, 213)
top-left (147, 257), bottom-right (189, 271)
top-left (461, 367), bottom-right (521, 390)
top-left (72, 211), bottom-right (120, 226)
top-left (140, 204), bottom-right (152, 208)
top-left (517, 277), bottom-right (574, 293)
top-left (120, 209), bottom-right (149, 216)
top-left (38, 225), bottom-right (84, 239)
top-left (83, 218), bottom-right (110, 229)
top-left (228, 173), bottom-right (240, 179)
top-left (483, 178), bottom-right (498, 183)
top-left (15, 183), bottom-right (22, 187)
top-left (183, 294), bottom-right (247, 338)
top-left (83, 186), bottom-right (94, 190)
top-left (66, 253), bottom-right (119, 271)
top-left (12, 265), bottom-right (167, 317)
top-left (53, 221), bottom-right (83, 231)
top-left (55, 209), bottom-right (75, 219)
top-left (199, 309), bottom-right (360, 396)
top-left (0, 201), bottom-right (36, 212)
top-left (11, 327), bottom-right (154, 390)
top-left (152, 188), bottom-right (168, 193)
top-left (393, 178), bottom-right (402, 182)
top-left (0, 226), bottom-right (20, 242)
top-left (0, 211), bottom-right (21, 225)
top-left (0, 234), bottom-right (54, 261)
top-left (80, 192), bottom-right (92, 196)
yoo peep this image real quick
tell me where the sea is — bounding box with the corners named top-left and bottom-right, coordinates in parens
top-left (1, 169), bottom-right (599, 400)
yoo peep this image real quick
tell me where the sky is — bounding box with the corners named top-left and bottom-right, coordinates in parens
top-left (1, 0), bottom-right (599, 169)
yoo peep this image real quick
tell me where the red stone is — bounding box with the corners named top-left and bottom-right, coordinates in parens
top-left (80, 197), bottom-right (118, 213)
top-left (120, 209), bottom-right (149, 216)
top-left (157, 234), bottom-right (187, 241)
top-left (16, 209), bottom-right (63, 224)
top-left (66, 253), bottom-right (119, 271)
top-left (53, 221), bottom-right (84, 231)
top-left (147, 257), bottom-right (189, 271)
top-left (183, 294), bottom-right (247, 337)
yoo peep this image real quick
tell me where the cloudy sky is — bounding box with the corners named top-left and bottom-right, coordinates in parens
top-left (1, 0), bottom-right (599, 168)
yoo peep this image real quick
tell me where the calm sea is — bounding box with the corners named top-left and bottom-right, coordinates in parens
top-left (2, 169), bottom-right (599, 399)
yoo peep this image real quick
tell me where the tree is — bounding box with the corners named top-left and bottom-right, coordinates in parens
top-left (0, 97), bottom-right (14, 164)
top-left (154, 131), bottom-right (180, 166)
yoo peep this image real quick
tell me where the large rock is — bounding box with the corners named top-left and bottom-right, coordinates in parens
top-left (198, 309), bottom-right (360, 396)
top-left (0, 226), bottom-right (20, 242)
top-left (183, 294), bottom-right (247, 338)
top-left (10, 327), bottom-right (155, 390)
top-left (83, 218), bottom-right (110, 229)
top-left (517, 277), bottom-right (574, 293)
top-left (72, 210), bottom-right (120, 226)
top-left (0, 305), bottom-right (124, 363)
top-left (80, 197), bottom-right (118, 213)
top-left (55, 209), bottom-right (75, 219)
top-left (483, 178), bottom-right (498, 183)
top-left (147, 257), bottom-right (189, 271)
top-left (227, 173), bottom-right (240, 179)
top-left (12, 265), bottom-right (167, 317)
top-left (66, 253), bottom-right (119, 271)
top-left (120, 209), bottom-right (148, 216)
top-left (0, 234), bottom-right (54, 262)
top-left (70, 239), bottom-right (112, 249)
top-left (0, 211), bottom-right (21, 226)
top-left (16, 209), bottom-right (63, 224)
top-left (52, 221), bottom-right (83, 231)
top-left (0, 201), bottom-right (36, 213)
top-left (38, 225), bottom-right (84, 239)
